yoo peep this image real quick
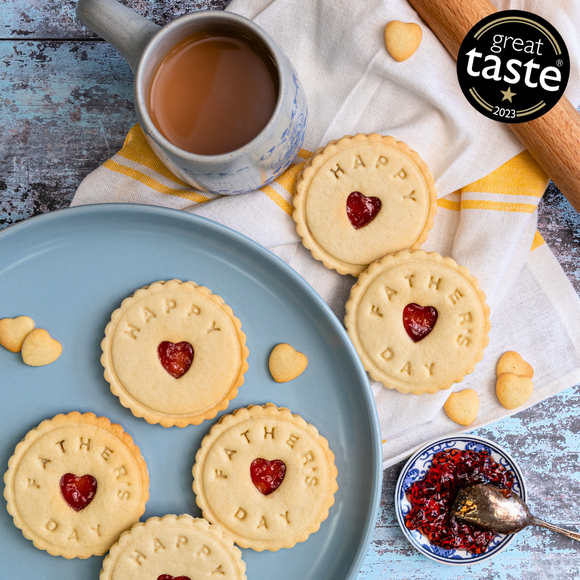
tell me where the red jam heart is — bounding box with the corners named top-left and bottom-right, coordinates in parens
top-left (403, 303), bottom-right (438, 342)
top-left (250, 458), bottom-right (286, 495)
top-left (346, 191), bottom-right (381, 229)
top-left (158, 576), bottom-right (191, 580)
top-left (158, 341), bottom-right (194, 378)
top-left (60, 473), bottom-right (97, 511)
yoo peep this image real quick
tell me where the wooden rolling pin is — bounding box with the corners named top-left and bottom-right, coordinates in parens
top-left (408, 0), bottom-right (580, 212)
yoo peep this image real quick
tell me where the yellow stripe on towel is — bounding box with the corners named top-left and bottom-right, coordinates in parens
top-left (116, 125), bottom-right (191, 187)
top-left (462, 151), bottom-right (549, 197)
top-left (262, 185), bottom-right (293, 216)
top-left (531, 231), bottom-right (545, 251)
top-left (437, 195), bottom-right (461, 211)
top-left (460, 200), bottom-right (538, 213)
top-left (274, 158), bottom-right (310, 195)
top-left (104, 159), bottom-right (210, 203)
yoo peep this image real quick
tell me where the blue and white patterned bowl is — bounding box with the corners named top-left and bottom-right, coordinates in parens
top-left (395, 435), bottom-right (527, 566)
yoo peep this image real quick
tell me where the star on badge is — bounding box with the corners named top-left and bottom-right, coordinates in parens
top-left (500, 87), bottom-right (517, 103)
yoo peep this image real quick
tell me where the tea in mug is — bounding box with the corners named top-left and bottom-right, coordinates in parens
top-left (148, 28), bottom-right (279, 156)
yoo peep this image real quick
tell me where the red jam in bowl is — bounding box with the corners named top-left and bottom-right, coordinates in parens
top-left (405, 448), bottom-right (514, 553)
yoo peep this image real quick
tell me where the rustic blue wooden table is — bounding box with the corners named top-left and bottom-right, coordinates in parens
top-left (2, 1), bottom-right (580, 578)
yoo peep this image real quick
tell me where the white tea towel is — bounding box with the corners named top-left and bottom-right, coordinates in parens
top-left (72, 0), bottom-right (580, 467)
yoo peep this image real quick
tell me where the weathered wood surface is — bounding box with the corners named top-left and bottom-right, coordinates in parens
top-left (2, 1), bottom-right (580, 579)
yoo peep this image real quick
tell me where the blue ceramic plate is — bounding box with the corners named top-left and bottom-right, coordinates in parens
top-left (395, 435), bottom-right (526, 566)
top-left (0, 204), bottom-right (382, 579)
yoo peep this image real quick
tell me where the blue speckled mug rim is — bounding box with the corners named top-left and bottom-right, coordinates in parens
top-left (394, 434), bottom-right (527, 566)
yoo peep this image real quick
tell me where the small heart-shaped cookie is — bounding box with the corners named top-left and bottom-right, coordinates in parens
top-left (496, 351), bottom-right (533, 378)
top-left (384, 21), bottom-right (422, 62)
top-left (269, 343), bottom-right (308, 383)
top-left (496, 373), bottom-right (534, 410)
top-left (0, 316), bottom-right (35, 353)
top-left (21, 328), bottom-right (62, 366)
top-left (443, 389), bottom-right (479, 426)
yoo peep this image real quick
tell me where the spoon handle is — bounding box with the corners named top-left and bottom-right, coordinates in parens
top-left (532, 517), bottom-right (580, 541)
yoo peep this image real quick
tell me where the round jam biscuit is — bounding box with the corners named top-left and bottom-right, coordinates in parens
top-left (101, 515), bottom-right (246, 580)
top-left (345, 250), bottom-right (491, 394)
top-left (192, 404), bottom-right (338, 551)
top-left (293, 133), bottom-right (437, 276)
top-left (101, 280), bottom-right (249, 427)
top-left (3, 412), bottom-right (149, 559)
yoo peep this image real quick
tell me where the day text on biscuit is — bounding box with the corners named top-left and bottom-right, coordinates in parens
top-left (382, 348), bottom-right (394, 361)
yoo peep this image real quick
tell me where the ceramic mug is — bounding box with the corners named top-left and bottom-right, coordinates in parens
top-left (76, 0), bottom-right (307, 195)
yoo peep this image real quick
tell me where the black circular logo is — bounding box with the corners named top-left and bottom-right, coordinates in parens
top-left (457, 10), bottom-right (569, 123)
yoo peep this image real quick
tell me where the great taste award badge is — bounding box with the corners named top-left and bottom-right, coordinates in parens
top-left (457, 10), bottom-right (570, 123)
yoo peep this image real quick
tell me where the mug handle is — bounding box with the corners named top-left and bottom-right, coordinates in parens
top-left (76, 0), bottom-right (161, 73)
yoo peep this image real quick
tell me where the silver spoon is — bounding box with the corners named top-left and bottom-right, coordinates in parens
top-left (450, 483), bottom-right (580, 541)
